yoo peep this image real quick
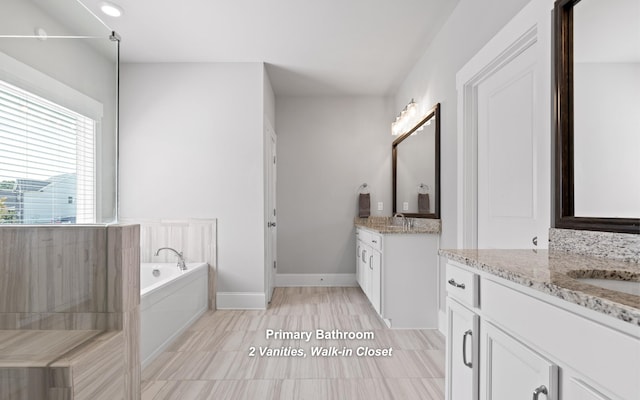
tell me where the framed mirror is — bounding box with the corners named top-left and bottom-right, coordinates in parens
top-left (554, 0), bottom-right (640, 233)
top-left (392, 103), bottom-right (440, 218)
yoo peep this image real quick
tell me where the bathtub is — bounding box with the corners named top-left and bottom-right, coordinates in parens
top-left (140, 262), bottom-right (208, 368)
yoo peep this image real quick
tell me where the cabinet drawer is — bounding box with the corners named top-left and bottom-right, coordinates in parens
top-left (357, 228), bottom-right (382, 251)
top-left (446, 262), bottom-right (479, 308)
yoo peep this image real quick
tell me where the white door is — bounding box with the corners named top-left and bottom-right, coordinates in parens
top-left (456, 0), bottom-right (552, 249)
top-left (477, 40), bottom-right (548, 249)
top-left (266, 123), bottom-right (277, 303)
top-left (480, 321), bottom-right (557, 400)
top-left (446, 298), bottom-right (479, 400)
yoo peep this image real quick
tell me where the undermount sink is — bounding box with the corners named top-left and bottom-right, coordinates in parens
top-left (567, 269), bottom-right (640, 296)
top-left (576, 278), bottom-right (640, 296)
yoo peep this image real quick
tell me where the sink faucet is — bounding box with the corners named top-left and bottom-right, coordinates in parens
top-left (155, 247), bottom-right (187, 271)
top-left (393, 213), bottom-right (408, 230)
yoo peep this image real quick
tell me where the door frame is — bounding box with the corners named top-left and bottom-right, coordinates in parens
top-left (264, 118), bottom-right (277, 304)
top-left (456, 0), bottom-right (553, 248)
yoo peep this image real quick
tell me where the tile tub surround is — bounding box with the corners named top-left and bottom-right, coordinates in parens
top-left (0, 226), bottom-right (108, 328)
top-left (439, 249), bottom-right (640, 326)
top-left (354, 216), bottom-right (441, 234)
top-left (0, 224), bottom-right (141, 399)
top-left (107, 224), bottom-right (142, 400)
top-left (0, 330), bottom-right (124, 400)
top-left (122, 218), bottom-right (218, 310)
top-left (549, 228), bottom-right (640, 263)
top-left (0, 330), bottom-right (102, 367)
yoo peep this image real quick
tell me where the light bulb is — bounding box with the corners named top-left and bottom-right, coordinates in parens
top-left (100, 2), bottom-right (123, 17)
top-left (407, 100), bottom-right (417, 118)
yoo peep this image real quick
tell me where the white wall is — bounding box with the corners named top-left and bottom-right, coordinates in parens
top-left (119, 63), bottom-right (266, 305)
top-left (276, 96), bottom-right (394, 276)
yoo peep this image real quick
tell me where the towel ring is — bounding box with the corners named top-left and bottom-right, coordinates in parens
top-left (358, 183), bottom-right (370, 194)
top-left (418, 183), bottom-right (429, 194)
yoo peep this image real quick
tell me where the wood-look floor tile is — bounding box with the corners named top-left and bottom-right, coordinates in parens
top-left (383, 378), bottom-right (445, 400)
top-left (374, 349), bottom-right (445, 378)
top-left (142, 287), bottom-right (445, 400)
top-left (142, 380), bottom-right (216, 400)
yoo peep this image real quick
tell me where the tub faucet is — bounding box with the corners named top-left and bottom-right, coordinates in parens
top-left (155, 247), bottom-right (187, 271)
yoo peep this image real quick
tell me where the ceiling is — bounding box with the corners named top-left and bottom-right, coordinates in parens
top-left (76, 0), bottom-right (459, 96)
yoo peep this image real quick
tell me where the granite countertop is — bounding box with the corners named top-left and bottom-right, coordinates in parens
top-left (354, 216), bottom-right (441, 234)
top-left (439, 249), bottom-right (640, 326)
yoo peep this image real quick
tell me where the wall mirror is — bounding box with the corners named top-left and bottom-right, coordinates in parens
top-left (554, 0), bottom-right (639, 233)
top-left (393, 103), bottom-right (440, 218)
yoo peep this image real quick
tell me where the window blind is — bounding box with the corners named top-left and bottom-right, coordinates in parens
top-left (0, 79), bottom-right (96, 224)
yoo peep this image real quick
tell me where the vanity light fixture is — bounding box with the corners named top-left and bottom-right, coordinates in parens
top-left (391, 99), bottom-right (418, 136)
top-left (100, 1), bottom-right (124, 17)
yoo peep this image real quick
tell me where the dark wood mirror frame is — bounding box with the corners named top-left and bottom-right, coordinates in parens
top-left (554, 0), bottom-right (639, 233)
top-left (392, 102), bottom-right (441, 219)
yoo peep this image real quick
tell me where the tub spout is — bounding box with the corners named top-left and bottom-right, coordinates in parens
top-left (155, 247), bottom-right (187, 271)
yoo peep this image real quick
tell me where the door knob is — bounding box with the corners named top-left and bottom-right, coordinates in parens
top-left (267, 222), bottom-right (276, 228)
top-left (532, 236), bottom-right (538, 246)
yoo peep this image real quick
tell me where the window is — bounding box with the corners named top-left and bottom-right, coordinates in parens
top-left (0, 79), bottom-right (96, 224)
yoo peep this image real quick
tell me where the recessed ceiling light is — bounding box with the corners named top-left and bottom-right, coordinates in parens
top-left (100, 1), bottom-right (123, 18)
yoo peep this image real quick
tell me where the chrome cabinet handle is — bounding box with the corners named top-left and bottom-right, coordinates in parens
top-left (362, 249), bottom-right (366, 263)
top-left (532, 385), bottom-right (548, 400)
top-left (448, 279), bottom-right (466, 289)
top-left (369, 255), bottom-right (373, 270)
top-left (462, 329), bottom-right (473, 368)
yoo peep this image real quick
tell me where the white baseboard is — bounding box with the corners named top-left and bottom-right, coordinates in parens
top-left (438, 309), bottom-right (447, 336)
top-left (276, 273), bottom-right (357, 287)
top-left (216, 292), bottom-right (266, 309)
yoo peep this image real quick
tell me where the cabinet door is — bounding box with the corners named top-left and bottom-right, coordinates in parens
top-left (360, 244), bottom-right (370, 297)
top-left (446, 298), bottom-right (479, 400)
top-left (368, 248), bottom-right (381, 314)
top-left (480, 321), bottom-right (558, 400)
top-left (356, 242), bottom-right (363, 287)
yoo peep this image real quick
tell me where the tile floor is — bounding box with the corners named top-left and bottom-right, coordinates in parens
top-left (142, 287), bottom-right (445, 400)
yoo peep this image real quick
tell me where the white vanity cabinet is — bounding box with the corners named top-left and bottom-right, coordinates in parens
top-left (446, 263), bottom-right (480, 400)
top-left (445, 260), bottom-right (640, 400)
top-left (356, 227), bottom-right (439, 328)
top-left (480, 321), bottom-right (558, 400)
top-left (356, 229), bottom-right (382, 313)
top-left (446, 298), bottom-right (479, 400)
